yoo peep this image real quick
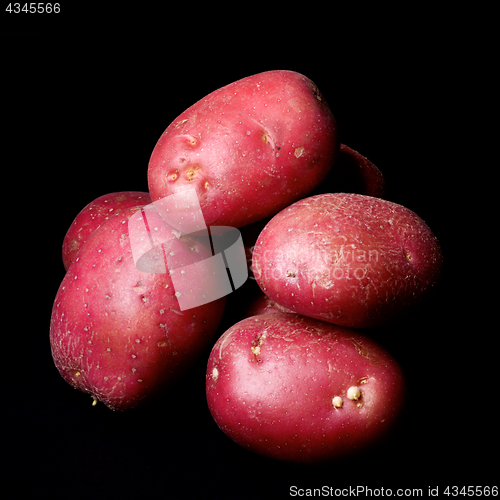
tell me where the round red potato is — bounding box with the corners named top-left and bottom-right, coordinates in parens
top-left (206, 313), bottom-right (405, 463)
top-left (148, 70), bottom-right (339, 228)
top-left (62, 191), bottom-right (151, 270)
top-left (51, 206), bottom-right (226, 411)
top-left (252, 193), bottom-right (443, 328)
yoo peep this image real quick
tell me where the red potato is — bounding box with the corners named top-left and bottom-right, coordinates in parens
top-left (310, 144), bottom-right (386, 198)
top-left (148, 70), bottom-right (339, 228)
top-left (62, 191), bottom-right (151, 270)
top-left (206, 313), bottom-right (405, 463)
top-left (252, 193), bottom-right (443, 328)
top-left (51, 206), bottom-right (226, 411)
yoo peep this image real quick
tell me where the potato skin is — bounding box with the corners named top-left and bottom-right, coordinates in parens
top-left (148, 70), bottom-right (338, 228)
top-left (252, 193), bottom-right (443, 328)
top-left (62, 191), bottom-right (151, 270)
top-left (310, 144), bottom-right (386, 198)
top-left (206, 313), bottom-right (405, 463)
top-left (51, 206), bottom-right (226, 411)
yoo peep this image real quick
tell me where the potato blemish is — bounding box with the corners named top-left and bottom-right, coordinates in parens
top-left (332, 396), bottom-right (343, 408)
top-left (186, 166), bottom-right (199, 181)
top-left (347, 386), bottom-right (361, 401)
top-left (251, 331), bottom-right (267, 357)
top-left (350, 339), bottom-right (368, 357)
top-left (294, 147), bottom-right (305, 158)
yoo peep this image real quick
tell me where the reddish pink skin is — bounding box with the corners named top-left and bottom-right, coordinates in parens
top-left (339, 144), bottom-right (386, 198)
top-left (62, 191), bottom-right (151, 270)
top-left (148, 70), bottom-right (339, 228)
top-left (310, 144), bottom-right (386, 199)
top-left (51, 207), bottom-right (226, 411)
top-left (206, 313), bottom-right (405, 463)
top-left (252, 193), bottom-right (443, 328)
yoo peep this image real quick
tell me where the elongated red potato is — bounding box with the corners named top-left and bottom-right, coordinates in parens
top-left (51, 207), bottom-right (226, 411)
top-left (310, 144), bottom-right (386, 198)
top-left (252, 193), bottom-right (443, 328)
top-left (206, 313), bottom-right (405, 463)
top-left (148, 70), bottom-right (339, 228)
top-left (62, 191), bottom-right (151, 270)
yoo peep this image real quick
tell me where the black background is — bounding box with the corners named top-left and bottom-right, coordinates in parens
top-left (3, 8), bottom-right (493, 500)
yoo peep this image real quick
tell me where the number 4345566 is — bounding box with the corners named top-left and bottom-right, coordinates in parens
top-left (444, 486), bottom-right (498, 496)
top-left (6, 3), bottom-right (60, 13)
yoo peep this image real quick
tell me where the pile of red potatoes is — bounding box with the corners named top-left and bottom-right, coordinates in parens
top-left (50, 70), bottom-right (442, 463)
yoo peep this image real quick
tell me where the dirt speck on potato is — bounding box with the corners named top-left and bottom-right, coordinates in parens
top-left (294, 147), bottom-right (305, 158)
top-left (350, 339), bottom-right (368, 357)
top-left (251, 331), bottom-right (267, 358)
top-left (309, 83), bottom-right (323, 102)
